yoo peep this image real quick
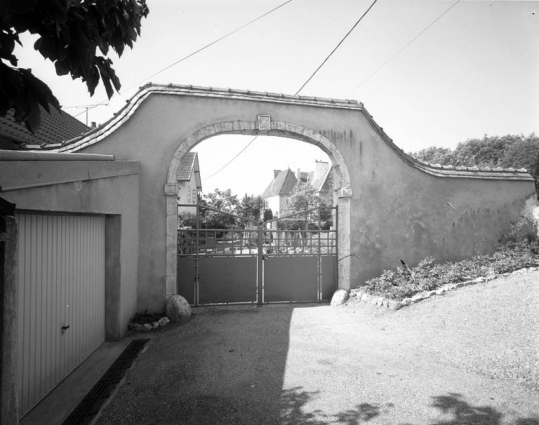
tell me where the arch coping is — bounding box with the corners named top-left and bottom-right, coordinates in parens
top-left (45, 83), bottom-right (532, 181)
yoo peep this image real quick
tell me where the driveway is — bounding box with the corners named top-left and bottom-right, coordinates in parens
top-left (95, 270), bottom-right (539, 424)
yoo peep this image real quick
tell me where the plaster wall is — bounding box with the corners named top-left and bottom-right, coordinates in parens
top-left (67, 87), bottom-right (534, 309)
top-left (266, 196), bottom-right (280, 217)
top-left (177, 174), bottom-right (198, 215)
top-left (0, 159), bottom-right (139, 338)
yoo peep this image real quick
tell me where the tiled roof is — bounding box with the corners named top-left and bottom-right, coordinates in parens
top-left (262, 169), bottom-right (297, 198)
top-left (309, 162), bottom-right (332, 192)
top-left (177, 152), bottom-right (196, 181)
top-left (0, 105), bottom-right (90, 149)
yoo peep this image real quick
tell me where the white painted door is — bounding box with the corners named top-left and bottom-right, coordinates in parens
top-left (16, 214), bottom-right (106, 417)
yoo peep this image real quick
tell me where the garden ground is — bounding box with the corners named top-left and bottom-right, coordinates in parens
top-left (91, 268), bottom-right (539, 425)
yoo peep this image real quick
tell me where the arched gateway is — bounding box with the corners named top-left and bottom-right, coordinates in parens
top-left (54, 84), bottom-right (534, 311)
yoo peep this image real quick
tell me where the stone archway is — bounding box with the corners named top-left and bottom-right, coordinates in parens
top-left (165, 119), bottom-right (352, 297)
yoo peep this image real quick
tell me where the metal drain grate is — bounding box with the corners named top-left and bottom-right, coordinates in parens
top-left (62, 338), bottom-right (150, 425)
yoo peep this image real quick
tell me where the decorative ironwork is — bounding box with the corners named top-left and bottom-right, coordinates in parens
top-left (177, 204), bottom-right (337, 306)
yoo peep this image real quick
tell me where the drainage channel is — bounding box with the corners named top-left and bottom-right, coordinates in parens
top-left (62, 338), bottom-right (150, 425)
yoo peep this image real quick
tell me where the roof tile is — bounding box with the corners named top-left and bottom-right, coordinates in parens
top-left (0, 105), bottom-right (90, 147)
top-left (177, 152), bottom-right (197, 180)
top-left (262, 169), bottom-right (297, 198)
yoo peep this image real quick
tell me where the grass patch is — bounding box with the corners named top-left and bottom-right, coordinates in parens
top-left (361, 202), bottom-right (539, 301)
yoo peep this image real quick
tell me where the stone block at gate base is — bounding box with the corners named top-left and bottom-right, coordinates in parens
top-left (166, 295), bottom-right (192, 323)
top-left (330, 289), bottom-right (349, 306)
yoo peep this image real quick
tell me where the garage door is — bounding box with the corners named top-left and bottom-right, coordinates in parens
top-left (16, 214), bottom-right (106, 418)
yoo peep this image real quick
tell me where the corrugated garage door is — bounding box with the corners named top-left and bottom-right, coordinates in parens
top-left (16, 214), bottom-right (106, 418)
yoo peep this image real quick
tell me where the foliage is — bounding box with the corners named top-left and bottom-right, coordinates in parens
top-left (178, 189), bottom-right (264, 230)
top-left (239, 194), bottom-right (265, 223)
top-left (410, 134), bottom-right (539, 194)
top-left (362, 203), bottom-right (539, 300)
top-left (263, 208), bottom-right (273, 222)
top-left (280, 183), bottom-right (333, 230)
top-left (413, 146), bottom-right (455, 166)
top-left (0, 0), bottom-right (149, 132)
top-left (197, 188), bottom-right (240, 229)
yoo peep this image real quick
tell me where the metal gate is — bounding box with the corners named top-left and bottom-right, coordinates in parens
top-left (177, 205), bottom-right (337, 305)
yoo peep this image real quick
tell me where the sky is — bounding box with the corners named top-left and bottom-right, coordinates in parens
top-left (14, 0), bottom-right (539, 196)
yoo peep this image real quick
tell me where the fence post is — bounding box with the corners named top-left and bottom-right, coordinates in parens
top-left (257, 226), bottom-right (263, 306)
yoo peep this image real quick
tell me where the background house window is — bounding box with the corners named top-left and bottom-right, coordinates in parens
top-left (187, 186), bottom-right (191, 203)
top-left (192, 189), bottom-right (196, 204)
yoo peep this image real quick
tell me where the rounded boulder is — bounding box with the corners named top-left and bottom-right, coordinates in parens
top-left (330, 289), bottom-right (349, 306)
top-left (166, 295), bottom-right (192, 323)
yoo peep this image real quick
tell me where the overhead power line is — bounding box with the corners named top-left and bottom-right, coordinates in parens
top-left (295, 0), bottom-right (379, 95)
top-left (203, 136), bottom-right (259, 182)
top-left (347, 0), bottom-right (461, 96)
top-left (138, 0), bottom-right (293, 86)
top-left (73, 0), bottom-right (293, 120)
top-left (208, 1), bottom-right (380, 180)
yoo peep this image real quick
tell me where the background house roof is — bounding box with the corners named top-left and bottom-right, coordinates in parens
top-left (262, 169), bottom-right (297, 198)
top-left (0, 106), bottom-right (90, 149)
top-left (309, 161), bottom-right (332, 192)
top-left (176, 152), bottom-right (202, 191)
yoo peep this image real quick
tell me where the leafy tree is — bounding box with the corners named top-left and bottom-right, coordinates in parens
top-left (238, 194), bottom-right (265, 223)
top-left (202, 188), bottom-right (239, 214)
top-left (452, 135), bottom-right (518, 167)
top-left (500, 134), bottom-right (539, 170)
top-left (280, 183), bottom-right (333, 230)
top-left (179, 189), bottom-right (241, 230)
top-left (263, 208), bottom-right (273, 222)
top-left (412, 146), bottom-right (455, 165)
top-left (410, 134), bottom-right (539, 195)
top-left (0, 0), bottom-right (149, 132)
top-left (199, 189), bottom-right (240, 229)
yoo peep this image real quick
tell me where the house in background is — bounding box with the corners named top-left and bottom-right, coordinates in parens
top-left (262, 160), bottom-right (333, 217)
top-left (309, 160), bottom-right (333, 205)
top-left (0, 105), bottom-right (90, 149)
top-left (262, 168), bottom-right (298, 217)
top-left (177, 151), bottom-right (202, 214)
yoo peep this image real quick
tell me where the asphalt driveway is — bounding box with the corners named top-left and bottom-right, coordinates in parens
top-left (95, 270), bottom-right (539, 424)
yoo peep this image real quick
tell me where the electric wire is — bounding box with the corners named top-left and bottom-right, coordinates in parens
top-left (138, 0), bottom-right (293, 85)
top-left (73, 0), bottom-right (293, 119)
top-left (295, 0), bottom-right (379, 95)
top-left (203, 135), bottom-right (259, 182)
top-left (346, 0), bottom-right (461, 96)
top-left (207, 1), bottom-right (379, 181)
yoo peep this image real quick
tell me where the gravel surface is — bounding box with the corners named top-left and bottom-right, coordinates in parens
top-left (344, 268), bottom-right (539, 393)
top-left (95, 269), bottom-right (539, 425)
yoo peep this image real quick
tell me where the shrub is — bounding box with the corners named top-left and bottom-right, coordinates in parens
top-left (362, 200), bottom-right (539, 300)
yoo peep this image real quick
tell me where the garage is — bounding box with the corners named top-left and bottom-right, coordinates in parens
top-left (16, 213), bottom-right (106, 418)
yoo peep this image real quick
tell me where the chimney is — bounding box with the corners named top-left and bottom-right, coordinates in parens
top-left (90, 122), bottom-right (97, 129)
top-left (273, 170), bottom-right (281, 179)
top-left (296, 168), bottom-right (301, 181)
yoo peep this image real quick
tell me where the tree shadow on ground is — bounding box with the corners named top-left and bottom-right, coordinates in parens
top-left (425, 393), bottom-right (539, 425)
top-left (280, 390), bottom-right (539, 425)
top-left (280, 386), bottom-right (393, 425)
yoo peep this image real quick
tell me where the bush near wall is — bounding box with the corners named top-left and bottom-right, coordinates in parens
top-left (361, 201), bottom-right (539, 300)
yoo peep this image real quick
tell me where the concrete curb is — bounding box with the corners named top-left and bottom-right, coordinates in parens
top-left (349, 266), bottom-right (539, 310)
